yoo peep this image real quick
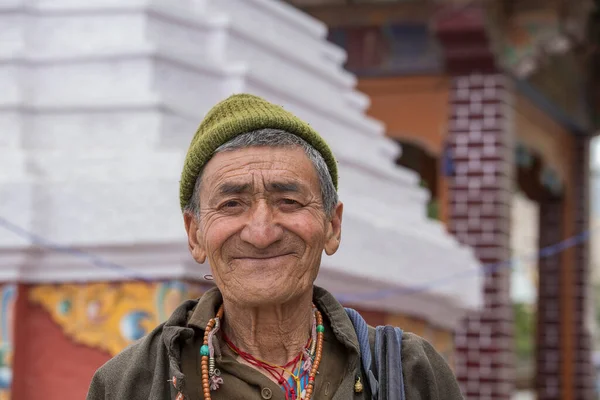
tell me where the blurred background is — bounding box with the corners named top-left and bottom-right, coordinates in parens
top-left (0, 0), bottom-right (599, 399)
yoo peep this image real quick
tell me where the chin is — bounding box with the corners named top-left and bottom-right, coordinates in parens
top-left (230, 282), bottom-right (306, 307)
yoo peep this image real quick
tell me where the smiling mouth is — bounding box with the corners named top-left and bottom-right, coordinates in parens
top-left (233, 253), bottom-right (292, 261)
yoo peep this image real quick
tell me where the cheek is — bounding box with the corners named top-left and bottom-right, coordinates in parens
top-left (203, 218), bottom-right (241, 254)
top-left (287, 216), bottom-right (327, 249)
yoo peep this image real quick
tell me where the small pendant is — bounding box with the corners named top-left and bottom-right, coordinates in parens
top-left (354, 376), bottom-right (364, 393)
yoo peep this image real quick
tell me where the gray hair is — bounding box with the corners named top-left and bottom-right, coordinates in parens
top-left (184, 129), bottom-right (338, 218)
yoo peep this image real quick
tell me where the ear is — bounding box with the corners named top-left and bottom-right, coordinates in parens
top-left (184, 212), bottom-right (207, 264)
top-left (324, 202), bottom-right (343, 256)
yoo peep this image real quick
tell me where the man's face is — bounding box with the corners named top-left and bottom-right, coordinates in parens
top-left (184, 146), bottom-right (343, 307)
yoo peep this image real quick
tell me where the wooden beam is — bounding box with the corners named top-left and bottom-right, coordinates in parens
top-left (560, 135), bottom-right (576, 400)
top-left (294, 2), bottom-right (435, 27)
top-left (291, 0), bottom-right (562, 28)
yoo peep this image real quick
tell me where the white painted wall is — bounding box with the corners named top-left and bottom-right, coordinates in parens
top-left (0, 0), bottom-right (482, 328)
top-left (510, 192), bottom-right (539, 305)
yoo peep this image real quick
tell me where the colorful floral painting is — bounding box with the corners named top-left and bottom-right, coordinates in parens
top-left (0, 284), bottom-right (16, 400)
top-left (502, 17), bottom-right (561, 69)
top-left (29, 281), bottom-right (206, 356)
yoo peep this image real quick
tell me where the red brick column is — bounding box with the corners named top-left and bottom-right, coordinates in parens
top-left (434, 5), bottom-right (515, 399)
top-left (447, 74), bottom-right (514, 399)
top-left (572, 136), bottom-right (595, 400)
top-left (536, 197), bottom-right (564, 400)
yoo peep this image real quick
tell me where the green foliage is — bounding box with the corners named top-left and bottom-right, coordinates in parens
top-left (427, 200), bottom-right (439, 220)
top-left (593, 284), bottom-right (600, 345)
top-left (514, 302), bottom-right (535, 362)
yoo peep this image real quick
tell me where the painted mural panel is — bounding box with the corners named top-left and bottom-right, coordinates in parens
top-left (503, 17), bottom-right (561, 69)
top-left (503, 15), bottom-right (588, 126)
top-left (0, 285), bottom-right (16, 400)
top-left (328, 23), bottom-right (442, 76)
top-left (29, 281), bottom-right (206, 357)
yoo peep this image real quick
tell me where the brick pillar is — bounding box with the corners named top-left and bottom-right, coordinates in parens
top-left (572, 136), bottom-right (595, 400)
top-left (447, 74), bottom-right (514, 399)
top-left (536, 197), bottom-right (564, 399)
top-left (434, 6), bottom-right (515, 398)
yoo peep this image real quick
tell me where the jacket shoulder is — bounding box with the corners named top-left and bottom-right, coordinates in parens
top-left (366, 328), bottom-right (463, 400)
top-left (86, 324), bottom-right (167, 400)
top-left (398, 332), bottom-right (463, 400)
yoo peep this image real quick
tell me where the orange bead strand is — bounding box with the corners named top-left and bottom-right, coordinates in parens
top-left (304, 309), bottom-right (324, 400)
top-left (201, 306), bottom-right (224, 400)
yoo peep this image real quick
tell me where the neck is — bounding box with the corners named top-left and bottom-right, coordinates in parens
top-left (222, 289), bottom-right (314, 366)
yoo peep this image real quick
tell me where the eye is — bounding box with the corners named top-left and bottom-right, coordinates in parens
top-left (220, 200), bottom-right (242, 210)
top-left (278, 198), bottom-right (302, 210)
top-left (281, 199), bottom-right (298, 205)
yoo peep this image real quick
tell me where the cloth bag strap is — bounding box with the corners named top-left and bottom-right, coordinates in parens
top-left (345, 308), bottom-right (406, 400)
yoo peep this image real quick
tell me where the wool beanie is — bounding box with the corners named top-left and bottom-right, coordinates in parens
top-left (179, 94), bottom-right (338, 212)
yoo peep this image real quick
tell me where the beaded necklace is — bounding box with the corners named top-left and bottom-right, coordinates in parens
top-left (200, 304), bottom-right (325, 400)
top-left (223, 333), bottom-right (309, 399)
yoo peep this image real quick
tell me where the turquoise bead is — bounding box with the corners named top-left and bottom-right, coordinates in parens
top-left (200, 345), bottom-right (210, 356)
top-left (316, 325), bottom-right (325, 333)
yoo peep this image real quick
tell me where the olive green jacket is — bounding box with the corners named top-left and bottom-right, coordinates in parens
top-left (86, 286), bottom-right (464, 400)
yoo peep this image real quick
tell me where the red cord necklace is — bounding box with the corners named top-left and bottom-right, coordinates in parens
top-left (222, 332), bottom-right (309, 399)
top-left (200, 305), bottom-right (325, 400)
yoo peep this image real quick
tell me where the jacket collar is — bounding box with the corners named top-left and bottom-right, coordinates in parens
top-left (187, 286), bottom-right (359, 357)
top-left (164, 286), bottom-right (360, 370)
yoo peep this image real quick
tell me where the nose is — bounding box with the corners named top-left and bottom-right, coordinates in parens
top-left (239, 201), bottom-right (284, 249)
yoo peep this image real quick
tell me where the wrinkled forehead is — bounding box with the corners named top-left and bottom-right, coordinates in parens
top-left (200, 146), bottom-right (320, 198)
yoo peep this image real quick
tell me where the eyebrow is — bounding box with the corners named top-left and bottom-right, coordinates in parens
top-left (215, 181), bottom-right (302, 197)
top-left (266, 181), bottom-right (300, 193)
top-left (216, 182), bottom-right (252, 196)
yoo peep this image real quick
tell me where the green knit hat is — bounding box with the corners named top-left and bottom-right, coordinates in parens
top-left (179, 94), bottom-right (338, 212)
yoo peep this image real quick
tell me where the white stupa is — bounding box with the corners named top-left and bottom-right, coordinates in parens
top-left (0, 0), bottom-right (481, 328)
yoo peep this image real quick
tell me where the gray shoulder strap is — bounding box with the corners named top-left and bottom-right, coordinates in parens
top-left (374, 326), bottom-right (406, 400)
top-left (345, 308), bottom-right (406, 400)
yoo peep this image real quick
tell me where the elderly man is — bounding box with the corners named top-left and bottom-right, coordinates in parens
top-left (86, 94), bottom-right (463, 400)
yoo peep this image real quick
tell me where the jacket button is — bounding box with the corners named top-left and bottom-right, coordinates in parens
top-left (261, 387), bottom-right (273, 399)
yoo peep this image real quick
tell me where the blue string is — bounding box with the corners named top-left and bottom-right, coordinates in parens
top-left (0, 216), bottom-right (150, 282)
top-left (335, 228), bottom-right (595, 303)
top-left (0, 215), bottom-right (595, 302)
